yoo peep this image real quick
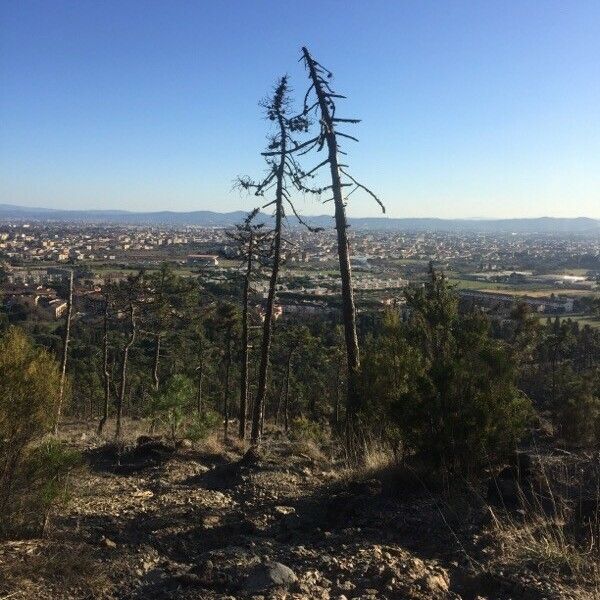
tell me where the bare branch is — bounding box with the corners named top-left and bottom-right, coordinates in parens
top-left (339, 168), bottom-right (386, 213)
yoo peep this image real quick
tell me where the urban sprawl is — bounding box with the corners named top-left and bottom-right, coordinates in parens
top-left (1, 220), bottom-right (598, 326)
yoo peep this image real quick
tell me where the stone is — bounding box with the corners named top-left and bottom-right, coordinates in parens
top-left (419, 570), bottom-right (450, 593)
top-left (244, 561), bottom-right (298, 592)
top-left (274, 505), bottom-right (295, 516)
top-left (202, 514), bottom-right (221, 528)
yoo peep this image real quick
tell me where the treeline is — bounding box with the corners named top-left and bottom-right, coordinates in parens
top-left (2, 259), bottom-right (600, 537)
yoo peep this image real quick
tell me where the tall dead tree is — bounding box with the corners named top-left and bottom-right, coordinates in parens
top-left (54, 269), bottom-right (73, 435)
top-left (300, 47), bottom-right (384, 458)
top-left (239, 76), bottom-right (316, 444)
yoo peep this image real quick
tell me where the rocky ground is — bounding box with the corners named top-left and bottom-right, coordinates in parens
top-left (0, 423), bottom-right (597, 600)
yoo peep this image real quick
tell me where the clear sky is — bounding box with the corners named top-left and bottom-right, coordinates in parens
top-left (1, 1), bottom-right (599, 218)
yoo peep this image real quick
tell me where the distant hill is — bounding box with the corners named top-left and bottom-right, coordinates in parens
top-left (0, 204), bottom-right (598, 234)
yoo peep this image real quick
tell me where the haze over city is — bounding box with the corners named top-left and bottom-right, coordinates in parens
top-left (1, 1), bottom-right (599, 219)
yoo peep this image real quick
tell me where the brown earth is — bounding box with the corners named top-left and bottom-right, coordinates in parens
top-left (0, 422), bottom-right (596, 600)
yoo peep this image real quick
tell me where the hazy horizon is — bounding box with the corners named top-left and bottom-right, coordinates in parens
top-left (1, 201), bottom-right (598, 222)
top-left (1, 1), bottom-right (599, 219)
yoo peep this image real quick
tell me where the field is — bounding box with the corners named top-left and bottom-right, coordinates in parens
top-left (532, 313), bottom-right (600, 328)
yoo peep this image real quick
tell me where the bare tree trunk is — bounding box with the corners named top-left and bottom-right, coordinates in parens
top-left (302, 47), bottom-right (362, 453)
top-left (260, 389), bottom-right (266, 437)
top-left (283, 348), bottom-right (293, 433)
top-left (223, 337), bottom-right (232, 441)
top-left (333, 366), bottom-right (341, 429)
top-left (54, 269), bottom-right (74, 435)
top-left (275, 374), bottom-right (285, 426)
top-left (239, 233), bottom-right (254, 439)
top-left (251, 116), bottom-right (286, 444)
top-left (115, 302), bottom-right (136, 440)
top-left (152, 333), bottom-right (161, 391)
top-left (98, 299), bottom-right (111, 435)
top-left (196, 362), bottom-right (204, 415)
top-left (147, 331), bottom-right (161, 434)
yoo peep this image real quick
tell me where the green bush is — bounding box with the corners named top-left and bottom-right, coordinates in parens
top-left (147, 374), bottom-right (195, 441)
top-left (1, 439), bottom-right (82, 537)
top-left (185, 409), bottom-right (220, 443)
top-left (289, 415), bottom-right (330, 447)
top-left (0, 327), bottom-right (78, 538)
top-left (360, 268), bottom-right (532, 478)
top-left (554, 368), bottom-right (600, 447)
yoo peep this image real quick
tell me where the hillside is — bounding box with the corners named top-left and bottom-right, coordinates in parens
top-left (1, 204), bottom-right (598, 233)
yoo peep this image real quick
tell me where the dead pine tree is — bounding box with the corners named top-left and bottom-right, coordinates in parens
top-left (226, 209), bottom-right (268, 439)
top-left (53, 268), bottom-right (74, 435)
top-left (238, 75), bottom-right (318, 445)
top-left (300, 47), bottom-right (384, 461)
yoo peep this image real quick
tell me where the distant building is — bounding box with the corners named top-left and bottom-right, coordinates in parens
top-left (459, 290), bottom-right (575, 314)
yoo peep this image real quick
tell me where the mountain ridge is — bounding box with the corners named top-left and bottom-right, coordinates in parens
top-left (0, 204), bottom-right (598, 233)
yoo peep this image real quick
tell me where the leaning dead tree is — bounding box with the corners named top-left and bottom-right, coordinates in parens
top-left (54, 269), bottom-right (74, 435)
top-left (239, 75), bottom-right (317, 444)
top-left (226, 209), bottom-right (268, 439)
top-left (300, 47), bottom-right (384, 458)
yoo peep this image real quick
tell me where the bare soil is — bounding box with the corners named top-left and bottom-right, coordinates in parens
top-left (0, 422), bottom-right (595, 600)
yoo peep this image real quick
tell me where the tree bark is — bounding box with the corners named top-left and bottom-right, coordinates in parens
top-left (152, 333), bottom-right (161, 391)
top-left (54, 269), bottom-right (74, 435)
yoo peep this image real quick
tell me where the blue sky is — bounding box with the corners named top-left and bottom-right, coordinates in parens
top-left (1, 1), bottom-right (599, 218)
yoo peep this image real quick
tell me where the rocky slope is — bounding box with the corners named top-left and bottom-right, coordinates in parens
top-left (0, 428), bottom-right (595, 599)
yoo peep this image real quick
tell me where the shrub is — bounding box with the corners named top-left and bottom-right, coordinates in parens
top-left (1, 439), bottom-right (82, 537)
top-left (0, 327), bottom-right (78, 538)
top-left (147, 374), bottom-right (195, 441)
top-left (554, 369), bottom-right (600, 447)
top-left (360, 269), bottom-right (532, 478)
top-left (289, 415), bottom-right (330, 447)
top-left (186, 409), bottom-right (220, 443)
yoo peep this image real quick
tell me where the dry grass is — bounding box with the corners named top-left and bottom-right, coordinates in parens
top-left (336, 443), bottom-right (397, 486)
top-left (289, 437), bottom-right (329, 463)
top-left (224, 433), bottom-right (250, 454)
top-left (485, 453), bottom-right (600, 596)
top-left (0, 541), bottom-right (113, 599)
top-left (488, 511), bottom-right (600, 596)
top-left (193, 431), bottom-right (237, 460)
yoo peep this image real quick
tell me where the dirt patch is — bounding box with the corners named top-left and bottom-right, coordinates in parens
top-left (1, 430), bottom-right (596, 599)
